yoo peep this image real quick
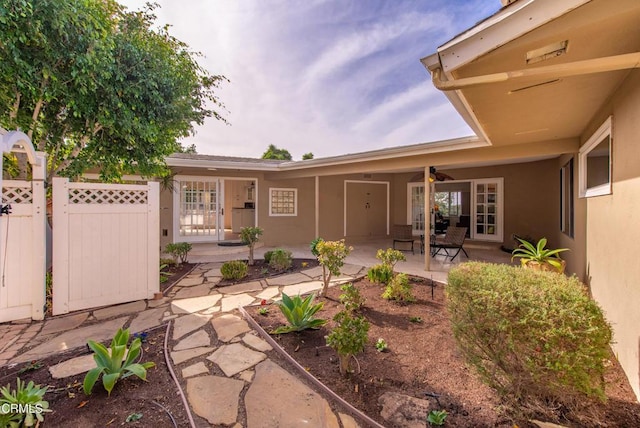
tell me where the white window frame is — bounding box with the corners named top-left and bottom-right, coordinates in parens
top-left (269, 187), bottom-right (297, 216)
top-left (579, 116), bottom-right (612, 198)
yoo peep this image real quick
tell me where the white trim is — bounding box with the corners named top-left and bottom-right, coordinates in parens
top-left (579, 116), bottom-right (612, 198)
top-left (269, 187), bottom-right (298, 217)
top-left (343, 180), bottom-right (390, 237)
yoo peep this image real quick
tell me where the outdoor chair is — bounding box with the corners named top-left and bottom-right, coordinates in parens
top-left (392, 224), bottom-right (415, 254)
top-left (431, 226), bottom-right (469, 261)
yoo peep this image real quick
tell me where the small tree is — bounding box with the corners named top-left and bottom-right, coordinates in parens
top-left (375, 248), bottom-right (406, 273)
top-left (326, 311), bottom-right (369, 376)
top-left (315, 239), bottom-right (353, 296)
top-left (240, 226), bottom-right (263, 266)
top-left (302, 152), bottom-right (314, 160)
top-left (261, 144), bottom-right (292, 160)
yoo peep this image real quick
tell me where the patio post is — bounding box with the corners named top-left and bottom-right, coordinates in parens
top-left (424, 166), bottom-right (431, 271)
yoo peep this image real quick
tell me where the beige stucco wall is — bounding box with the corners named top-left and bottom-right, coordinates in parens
top-left (581, 69), bottom-right (640, 399)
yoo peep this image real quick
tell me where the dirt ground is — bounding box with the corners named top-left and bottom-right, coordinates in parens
top-left (248, 276), bottom-right (640, 428)
top-left (0, 326), bottom-right (190, 427)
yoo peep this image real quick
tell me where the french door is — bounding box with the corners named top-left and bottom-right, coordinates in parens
top-left (174, 177), bottom-right (224, 242)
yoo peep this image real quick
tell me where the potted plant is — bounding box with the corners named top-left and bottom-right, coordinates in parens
top-left (511, 237), bottom-right (569, 273)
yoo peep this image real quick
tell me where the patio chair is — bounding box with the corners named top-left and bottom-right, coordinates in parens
top-left (392, 224), bottom-right (415, 254)
top-left (431, 226), bottom-right (469, 261)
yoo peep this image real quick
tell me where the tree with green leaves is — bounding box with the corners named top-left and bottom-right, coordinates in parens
top-left (0, 0), bottom-right (226, 182)
top-left (261, 144), bottom-right (292, 160)
top-left (302, 152), bottom-right (314, 160)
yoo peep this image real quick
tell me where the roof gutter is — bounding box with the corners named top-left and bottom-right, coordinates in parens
top-left (430, 52), bottom-right (640, 91)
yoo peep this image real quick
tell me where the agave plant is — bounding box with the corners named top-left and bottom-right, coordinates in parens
top-left (511, 237), bottom-right (569, 270)
top-left (271, 293), bottom-right (327, 334)
top-left (0, 378), bottom-right (50, 427)
top-left (83, 328), bottom-right (155, 396)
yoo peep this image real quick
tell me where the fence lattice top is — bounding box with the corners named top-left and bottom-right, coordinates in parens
top-left (68, 188), bottom-right (147, 204)
top-left (2, 185), bottom-right (33, 204)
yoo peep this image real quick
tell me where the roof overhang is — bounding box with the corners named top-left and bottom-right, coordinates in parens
top-left (423, 0), bottom-right (640, 146)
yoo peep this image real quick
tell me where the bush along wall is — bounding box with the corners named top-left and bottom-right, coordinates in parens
top-left (447, 262), bottom-right (612, 410)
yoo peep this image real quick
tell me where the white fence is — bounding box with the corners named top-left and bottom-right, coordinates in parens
top-left (52, 178), bottom-right (159, 315)
top-left (0, 180), bottom-right (46, 322)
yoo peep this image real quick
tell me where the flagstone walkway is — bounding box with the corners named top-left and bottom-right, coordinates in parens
top-left (0, 263), bottom-right (369, 427)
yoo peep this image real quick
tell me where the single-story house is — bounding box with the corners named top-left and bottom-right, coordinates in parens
top-left (161, 0), bottom-right (640, 398)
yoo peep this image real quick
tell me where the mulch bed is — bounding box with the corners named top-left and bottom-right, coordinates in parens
top-left (160, 262), bottom-right (196, 292)
top-left (247, 276), bottom-right (640, 427)
top-left (0, 326), bottom-right (190, 427)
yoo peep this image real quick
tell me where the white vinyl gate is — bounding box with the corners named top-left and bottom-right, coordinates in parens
top-left (52, 178), bottom-right (159, 315)
top-left (0, 130), bottom-right (47, 322)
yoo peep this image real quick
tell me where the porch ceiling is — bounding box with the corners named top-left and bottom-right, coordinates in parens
top-left (436, 0), bottom-right (640, 146)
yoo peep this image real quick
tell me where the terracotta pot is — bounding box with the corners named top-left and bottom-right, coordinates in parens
top-left (522, 259), bottom-right (566, 274)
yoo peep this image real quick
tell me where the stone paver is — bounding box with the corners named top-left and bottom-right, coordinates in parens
top-left (339, 412), bottom-right (361, 428)
top-left (181, 362), bottom-right (209, 378)
top-left (211, 314), bottom-right (251, 342)
top-left (129, 307), bottom-right (166, 334)
top-left (217, 281), bottom-right (263, 295)
top-left (93, 301), bottom-right (147, 320)
top-left (49, 354), bottom-right (96, 379)
top-left (281, 280), bottom-right (324, 297)
top-left (176, 276), bottom-right (205, 287)
top-left (300, 266), bottom-right (324, 278)
top-left (208, 343), bottom-right (266, 377)
top-left (172, 314), bottom-right (211, 340)
top-left (12, 317), bottom-right (128, 363)
top-left (255, 287), bottom-right (279, 300)
top-left (242, 333), bottom-right (272, 352)
top-left (171, 347), bottom-right (215, 365)
top-left (172, 294), bottom-right (221, 314)
top-left (245, 359), bottom-right (340, 428)
top-left (204, 268), bottom-right (221, 277)
top-left (173, 283), bottom-right (214, 299)
top-left (265, 272), bottom-right (311, 286)
top-left (341, 263), bottom-right (365, 276)
top-left (187, 375), bottom-right (244, 425)
top-left (220, 294), bottom-right (256, 312)
top-left (174, 330), bottom-right (211, 351)
top-left (39, 313), bottom-right (89, 336)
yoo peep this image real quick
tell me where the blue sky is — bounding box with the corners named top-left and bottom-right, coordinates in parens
top-left (118, 0), bottom-right (500, 159)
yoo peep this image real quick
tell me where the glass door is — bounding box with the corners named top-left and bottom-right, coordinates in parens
top-left (473, 178), bottom-right (503, 242)
top-left (407, 183), bottom-right (425, 236)
top-left (177, 178), bottom-right (224, 241)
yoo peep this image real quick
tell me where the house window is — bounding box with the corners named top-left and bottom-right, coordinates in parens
top-left (579, 116), bottom-right (612, 198)
top-left (560, 158), bottom-right (574, 237)
top-left (269, 188), bottom-right (297, 216)
top-left (435, 191), bottom-right (462, 217)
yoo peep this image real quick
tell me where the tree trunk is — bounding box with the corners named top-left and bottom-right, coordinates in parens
top-left (321, 265), bottom-right (332, 296)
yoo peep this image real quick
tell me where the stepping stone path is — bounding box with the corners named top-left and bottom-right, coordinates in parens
top-left (1, 262), bottom-right (370, 427)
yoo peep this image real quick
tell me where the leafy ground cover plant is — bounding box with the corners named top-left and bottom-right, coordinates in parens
top-left (164, 242), bottom-right (192, 264)
top-left (366, 264), bottom-right (393, 285)
top-left (427, 409), bottom-right (448, 426)
top-left (220, 260), bottom-right (248, 281)
top-left (375, 338), bottom-right (388, 352)
top-left (339, 283), bottom-right (365, 313)
top-left (315, 239), bottom-right (353, 296)
top-left (271, 293), bottom-right (327, 334)
top-left (240, 226), bottom-right (263, 266)
top-left (325, 311), bottom-right (370, 376)
top-left (0, 378), bottom-right (50, 427)
top-left (83, 328), bottom-right (156, 396)
top-left (447, 262), bottom-right (612, 409)
top-left (381, 273), bottom-right (415, 303)
top-left (268, 248), bottom-right (293, 271)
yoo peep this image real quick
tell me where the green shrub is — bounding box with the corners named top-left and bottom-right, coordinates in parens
top-left (447, 262), bottom-right (612, 405)
top-left (316, 239), bottom-right (353, 296)
top-left (83, 328), bottom-right (155, 396)
top-left (367, 264), bottom-right (393, 285)
top-left (221, 260), bottom-right (248, 281)
top-left (159, 257), bottom-right (176, 267)
top-left (310, 237), bottom-right (323, 257)
top-left (0, 378), bottom-right (51, 426)
top-left (263, 250), bottom-right (274, 263)
top-left (272, 293), bottom-right (327, 334)
top-left (381, 273), bottom-right (415, 303)
top-left (326, 311), bottom-right (370, 375)
top-left (339, 283), bottom-right (365, 313)
top-left (375, 248), bottom-right (406, 272)
top-left (268, 248), bottom-right (293, 271)
top-left (164, 242), bottom-right (192, 264)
